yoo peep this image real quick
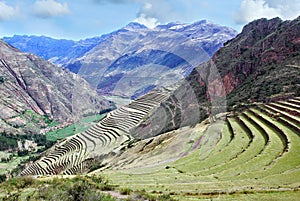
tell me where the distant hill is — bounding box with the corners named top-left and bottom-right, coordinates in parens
top-left (0, 39), bottom-right (113, 136)
top-left (2, 35), bottom-right (102, 67)
top-left (3, 21), bottom-right (237, 98)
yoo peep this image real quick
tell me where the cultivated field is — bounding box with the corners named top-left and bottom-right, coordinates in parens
top-left (98, 97), bottom-right (300, 200)
top-left (21, 89), bottom-right (172, 175)
top-left (19, 95), bottom-right (300, 200)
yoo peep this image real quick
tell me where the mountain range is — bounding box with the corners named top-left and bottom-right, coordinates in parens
top-left (3, 20), bottom-right (237, 98)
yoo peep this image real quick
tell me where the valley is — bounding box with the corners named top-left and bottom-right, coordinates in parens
top-left (0, 16), bottom-right (299, 201)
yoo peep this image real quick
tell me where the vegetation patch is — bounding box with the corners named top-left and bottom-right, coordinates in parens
top-left (0, 175), bottom-right (117, 201)
top-left (46, 114), bottom-right (106, 142)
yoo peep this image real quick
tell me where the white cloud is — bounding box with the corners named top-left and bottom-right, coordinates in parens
top-left (134, 2), bottom-right (160, 28)
top-left (134, 13), bottom-right (160, 28)
top-left (235, 0), bottom-right (300, 24)
top-left (0, 2), bottom-right (19, 21)
top-left (134, 0), bottom-right (178, 27)
top-left (32, 0), bottom-right (70, 18)
top-left (270, 0), bottom-right (300, 19)
top-left (143, 2), bottom-right (152, 10)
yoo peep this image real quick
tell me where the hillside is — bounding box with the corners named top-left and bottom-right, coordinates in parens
top-left (3, 21), bottom-right (237, 98)
top-left (8, 16), bottom-right (300, 200)
top-left (128, 16), bottom-right (300, 138)
top-left (0, 39), bottom-right (113, 136)
top-left (20, 89), bottom-right (173, 175)
top-left (15, 97), bottom-right (300, 200)
top-left (101, 97), bottom-right (300, 200)
top-left (213, 17), bottom-right (300, 106)
top-left (160, 16), bottom-right (300, 125)
top-left (19, 16), bottom-right (300, 175)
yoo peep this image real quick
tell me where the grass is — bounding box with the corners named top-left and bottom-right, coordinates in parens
top-left (173, 190), bottom-right (300, 201)
top-left (46, 114), bottom-right (106, 142)
top-left (0, 175), bottom-right (179, 201)
top-left (99, 98), bottom-right (300, 199)
top-left (0, 154), bottom-right (30, 175)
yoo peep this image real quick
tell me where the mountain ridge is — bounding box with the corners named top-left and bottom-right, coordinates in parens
top-left (3, 20), bottom-right (237, 98)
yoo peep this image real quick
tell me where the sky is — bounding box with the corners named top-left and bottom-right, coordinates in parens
top-left (0, 0), bottom-right (299, 40)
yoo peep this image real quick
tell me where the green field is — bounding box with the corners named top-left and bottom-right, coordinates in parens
top-left (45, 114), bottom-right (106, 142)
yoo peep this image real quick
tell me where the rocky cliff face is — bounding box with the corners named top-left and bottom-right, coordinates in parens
top-left (211, 17), bottom-right (300, 102)
top-left (0, 40), bottom-right (113, 135)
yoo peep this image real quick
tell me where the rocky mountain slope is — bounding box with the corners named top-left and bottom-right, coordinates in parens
top-left (215, 17), bottom-right (300, 106)
top-left (3, 21), bottom-right (237, 98)
top-left (0, 40), bottom-right (113, 135)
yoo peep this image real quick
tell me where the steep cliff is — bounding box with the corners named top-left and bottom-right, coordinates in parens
top-left (212, 17), bottom-right (300, 105)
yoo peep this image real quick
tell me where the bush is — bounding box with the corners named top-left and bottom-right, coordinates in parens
top-left (157, 194), bottom-right (177, 201)
top-left (0, 174), bottom-right (6, 183)
top-left (0, 134), bottom-right (18, 151)
top-left (17, 149), bottom-right (29, 156)
top-left (0, 175), bottom-right (118, 201)
top-left (120, 187), bottom-right (132, 195)
top-left (30, 176), bottom-right (116, 201)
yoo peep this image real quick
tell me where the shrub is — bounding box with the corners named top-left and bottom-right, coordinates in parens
top-left (0, 174), bottom-right (6, 183)
top-left (31, 176), bottom-right (117, 201)
top-left (132, 190), bottom-right (177, 201)
top-left (120, 187), bottom-right (132, 195)
top-left (17, 149), bottom-right (29, 156)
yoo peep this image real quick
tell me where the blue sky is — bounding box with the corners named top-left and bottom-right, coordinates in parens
top-left (0, 0), bottom-right (299, 40)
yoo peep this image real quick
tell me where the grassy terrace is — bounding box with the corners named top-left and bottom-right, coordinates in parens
top-left (21, 90), bottom-right (172, 176)
top-left (99, 98), bottom-right (300, 200)
top-left (12, 96), bottom-right (300, 200)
